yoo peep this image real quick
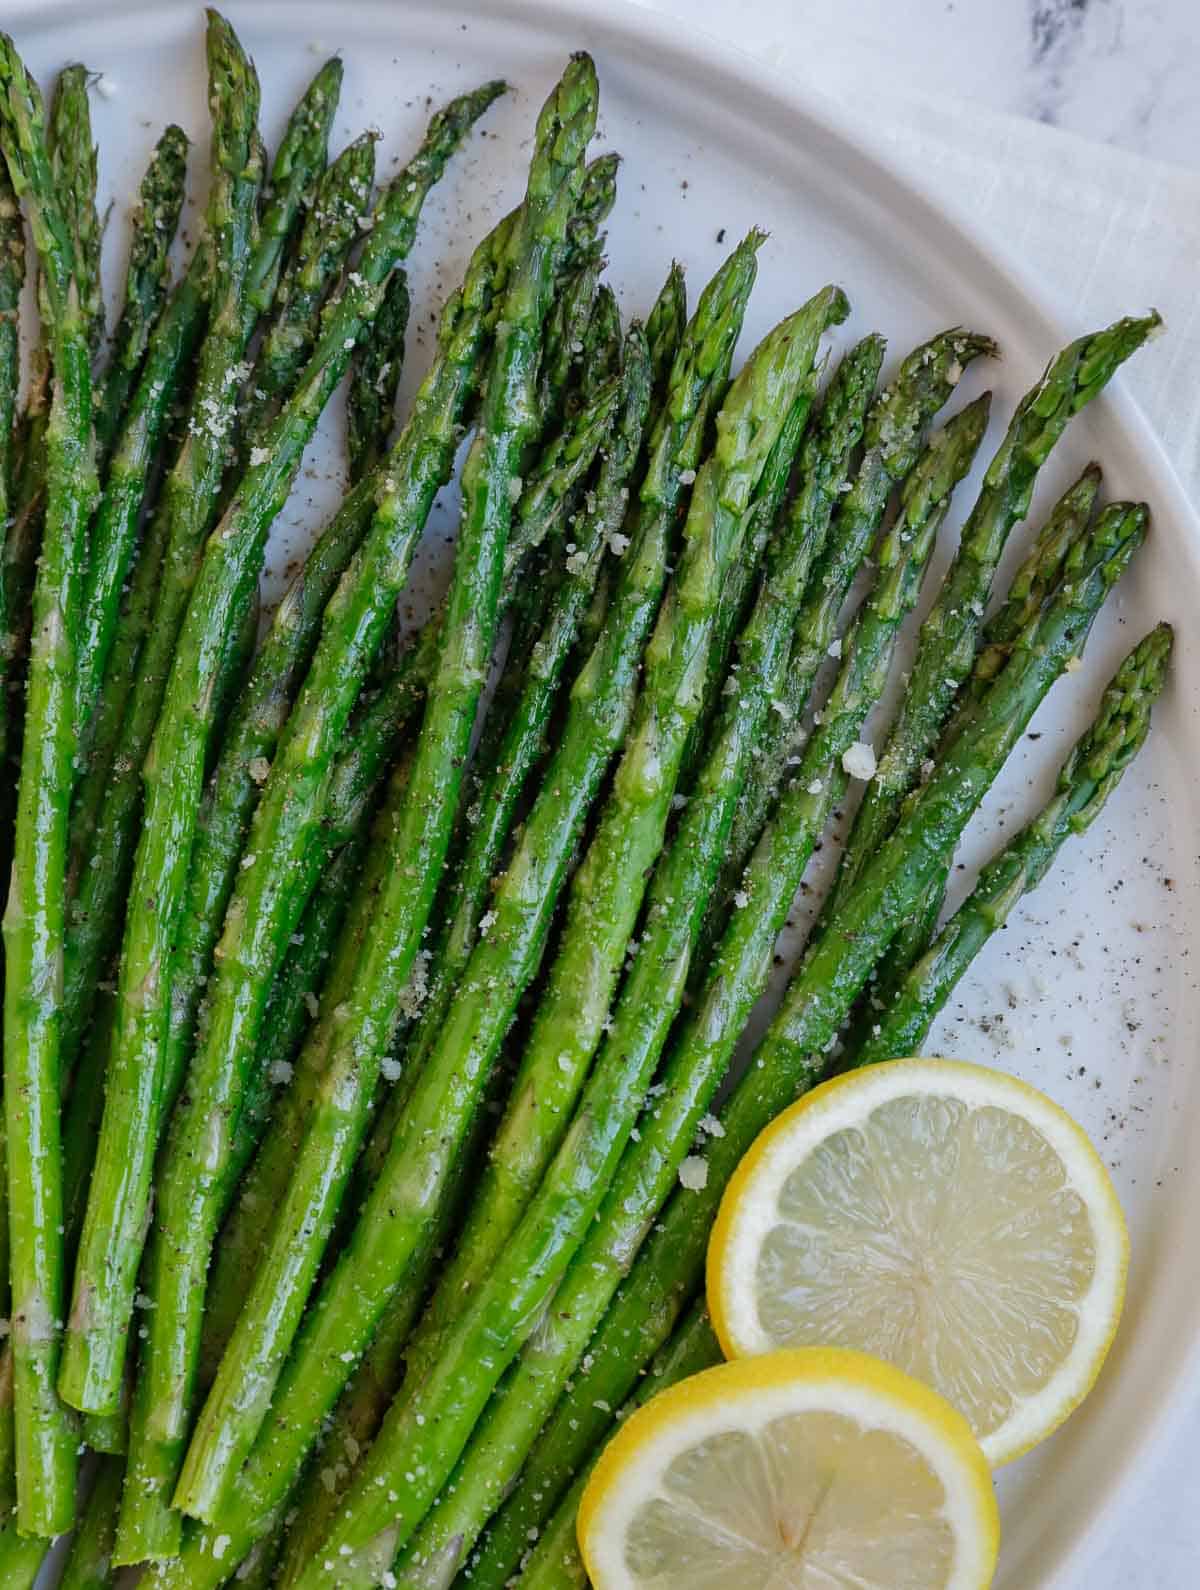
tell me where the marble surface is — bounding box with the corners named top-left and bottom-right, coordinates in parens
top-left (631, 3), bottom-right (1198, 1587)
top-left (645, 0), bottom-right (1200, 171)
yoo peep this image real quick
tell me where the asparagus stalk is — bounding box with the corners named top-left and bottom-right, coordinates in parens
top-left (538, 257), bottom-right (602, 416)
top-left (565, 151), bottom-right (619, 271)
top-left (0, 1518), bottom-right (46, 1589)
top-left (174, 54), bottom-right (599, 1526)
top-left (61, 48), bottom-right (343, 1075)
top-left (48, 64), bottom-right (103, 362)
top-left (822, 314), bottom-right (1159, 926)
top-left (852, 621), bottom-right (1171, 1065)
top-left (400, 287), bottom-right (848, 1404)
top-left (63, 67), bottom-right (500, 1424)
top-left (0, 159), bottom-right (20, 1333)
top-left (683, 374), bottom-right (819, 778)
top-left (381, 397), bottom-right (987, 1590)
top-left (0, 153), bottom-right (24, 806)
top-left (92, 123), bottom-right (190, 461)
top-left (942, 461), bottom-right (1103, 743)
top-left (856, 461), bottom-right (1103, 1018)
top-left (58, 11), bottom-right (267, 1419)
top-left (73, 244), bottom-right (211, 737)
top-left (0, 63), bottom-right (100, 804)
top-left (245, 56), bottom-right (345, 320)
top-left (154, 231), bottom-right (758, 1590)
top-left (364, 316), bottom-right (638, 1154)
top-left (471, 499), bottom-right (1148, 1571)
top-left (241, 130), bottom-right (378, 448)
top-left (0, 33), bottom-right (100, 1537)
top-left (346, 265), bottom-right (410, 480)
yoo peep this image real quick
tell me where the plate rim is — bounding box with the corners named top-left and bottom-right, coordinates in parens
top-left (9, 1), bottom-right (1200, 1583)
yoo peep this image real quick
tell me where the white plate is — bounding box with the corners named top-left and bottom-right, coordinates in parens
top-left (9, 2), bottom-right (1200, 1585)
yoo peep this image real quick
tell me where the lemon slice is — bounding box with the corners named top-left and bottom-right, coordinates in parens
top-left (707, 1057), bottom-right (1129, 1466)
top-left (577, 1346), bottom-right (999, 1590)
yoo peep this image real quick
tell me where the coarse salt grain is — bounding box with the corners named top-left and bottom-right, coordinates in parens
top-left (842, 741), bottom-right (877, 781)
top-left (678, 1156), bottom-right (708, 1191)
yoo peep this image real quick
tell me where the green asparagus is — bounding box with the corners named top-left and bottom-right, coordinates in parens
top-left (61, 47), bottom-right (343, 1077)
top-left (0, 31), bottom-right (100, 1537)
top-left (856, 460), bottom-right (1103, 1019)
top-left (93, 123), bottom-right (190, 461)
top-left (509, 1301), bottom-right (722, 1590)
top-left (715, 328), bottom-right (995, 911)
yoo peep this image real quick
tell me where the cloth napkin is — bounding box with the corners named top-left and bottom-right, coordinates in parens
top-left (636, 0), bottom-right (1200, 506)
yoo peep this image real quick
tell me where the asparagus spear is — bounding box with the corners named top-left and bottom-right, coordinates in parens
top-left (58, 11), bottom-right (266, 1420)
top-left (241, 130), bottom-right (378, 447)
top-left (193, 362), bottom-right (624, 1385)
top-left (364, 313), bottom-right (637, 1153)
top-left (61, 48), bottom-right (342, 1076)
top-left (822, 314), bottom-right (1159, 927)
top-left (245, 56), bottom-right (345, 320)
top-left (380, 397), bottom-right (987, 1590)
top-left (468, 499), bottom-right (1148, 1572)
top-left (73, 244), bottom-right (211, 737)
top-left (346, 265), bottom-right (410, 479)
top-left (48, 64), bottom-right (103, 362)
top-left (852, 621), bottom-right (1171, 1065)
top-left (92, 123), bottom-right (190, 461)
top-left (400, 288), bottom-right (847, 1403)
top-left (0, 63), bottom-right (101, 804)
top-left (0, 154), bottom-right (24, 808)
top-left (683, 374), bottom-right (818, 778)
top-left (0, 160), bottom-right (20, 1332)
top-left (0, 33), bottom-right (100, 1537)
top-left (856, 461), bottom-right (1103, 1020)
top-left (153, 233), bottom-right (758, 1590)
top-left (62, 67), bottom-right (500, 1424)
top-left (159, 201), bottom-right (597, 1170)
top-left (0, 1518), bottom-right (46, 1589)
top-left (508, 1301), bottom-right (722, 1590)
top-left (538, 257), bottom-right (602, 416)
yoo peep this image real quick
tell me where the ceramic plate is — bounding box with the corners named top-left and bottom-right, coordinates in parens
top-left (10, 2), bottom-right (1200, 1585)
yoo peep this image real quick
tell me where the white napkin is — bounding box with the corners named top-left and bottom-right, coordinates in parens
top-left (636, 0), bottom-right (1200, 504)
